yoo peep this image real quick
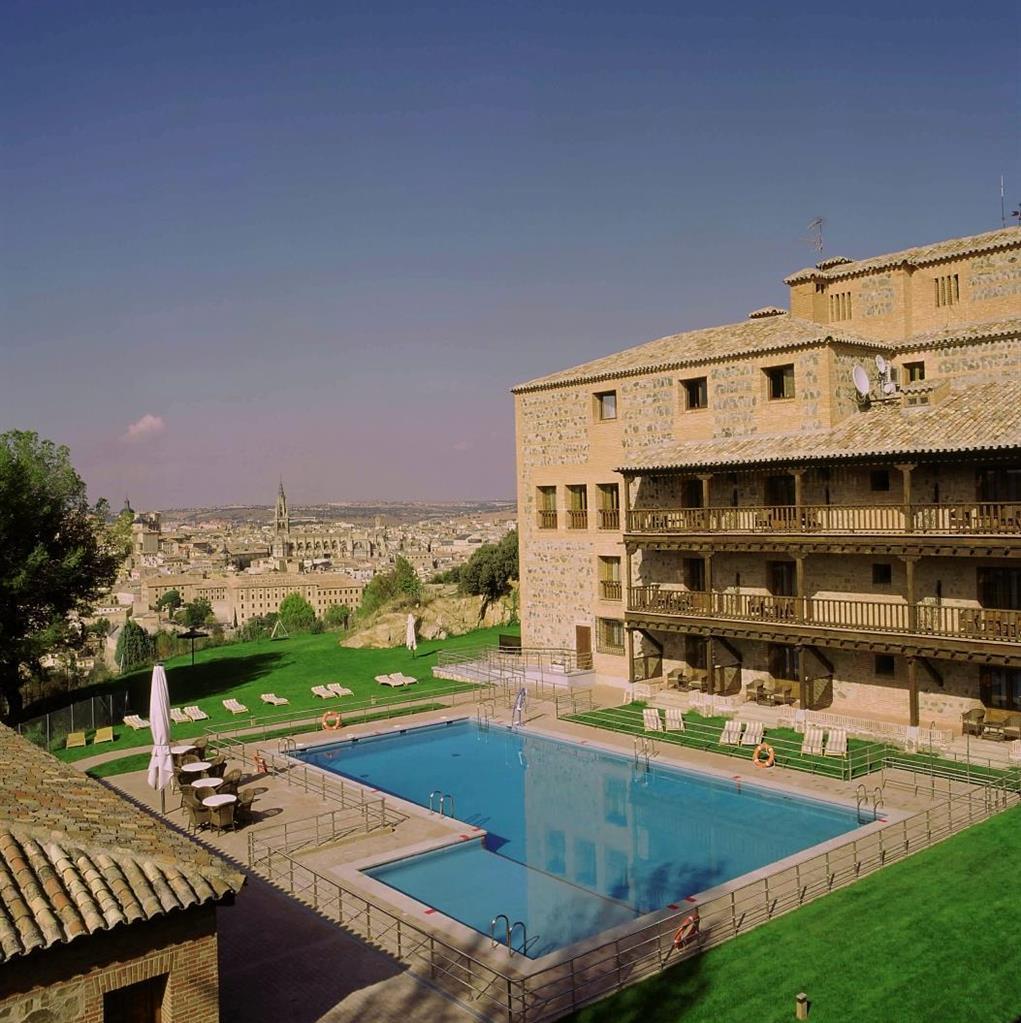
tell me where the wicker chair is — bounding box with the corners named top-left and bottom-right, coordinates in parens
top-left (192, 737), bottom-right (209, 757)
top-left (183, 799), bottom-right (210, 833)
top-left (207, 802), bottom-right (235, 832)
top-left (221, 769), bottom-right (242, 795)
top-left (962, 708), bottom-right (985, 736)
top-left (236, 789), bottom-right (257, 825)
top-left (207, 755), bottom-right (227, 778)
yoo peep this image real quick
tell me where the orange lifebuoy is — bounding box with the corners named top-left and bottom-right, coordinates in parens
top-left (672, 914), bottom-right (699, 948)
top-left (321, 710), bottom-right (342, 731)
top-left (752, 743), bottom-right (775, 769)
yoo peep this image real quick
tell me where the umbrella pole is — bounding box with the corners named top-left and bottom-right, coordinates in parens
top-left (161, 787), bottom-right (166, 814)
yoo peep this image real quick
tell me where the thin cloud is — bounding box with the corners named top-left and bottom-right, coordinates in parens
top-left (122, 414), bottom-right (166, 443)
top-left (452, 440), bottom-right (472, 452)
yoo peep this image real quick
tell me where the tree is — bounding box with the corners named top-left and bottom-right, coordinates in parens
top-left (323, 603), bottom-right (351, 629)
top-left (359, 556), bottom-right (423, 617)
top-left (459, 530), bottom-right (519, 603)
top-left (278, 592), bottom-right (316, 633)
top-left (154, 588), bottom-right (182, 620)
top-left (181, 597), bottom-right (213, 628)
top-left (0, 431), bottom-right (120, 718)
top-left (115, 620), bottom-right (154, 672)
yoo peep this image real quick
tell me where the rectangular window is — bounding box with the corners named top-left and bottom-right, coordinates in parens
top-left (934, 274), bottom-right (960, 308)
top-left (682, 376), bottom-right (709, 410)
top-left (767, 561), bottom-right (796, 597)
top-left (682, 557), bottom-right (706, 592)
top-left (594, 390), bottom-right (617, 421)
top-left (870, 469), bottom-right (891, 492)
top-left (536, 486), bottom-right (557, 529)
top-left (980, 667), bottom-right (1021, 710)
top-left (596, 617), bottom-right (625, 654)
top-left (682, 478), bottom-right (704, 508)
top-left (904, 361), bottom-right (926, 383)
top-left (875, 654), bottom-right (896, 677)
top-left (872, 563), bottom-right (893, 586)
top-left (765, 364), bottom-right (796, 401)
top-left (829, 291), bottom-right (853, 321)
top-left (566, 485), bottom-right (588, 529)
top-left (597, 483), bottom-right (620, 529)
top-left (104, 975), bottom-right (167, 1023)
top-left (598, 556), bottom-right (622, 600)
top-left (768, 643), bottom-right (799, 681)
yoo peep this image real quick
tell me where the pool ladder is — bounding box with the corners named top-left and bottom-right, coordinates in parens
top-left (856, 783), bottom-right (883, 822)
top-left (428, 790), bottom-right (457, 818)
top-left (490, 914), bottom-right (528, 953)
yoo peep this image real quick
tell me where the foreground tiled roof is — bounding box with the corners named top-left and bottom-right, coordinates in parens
top-left (618, 380), bottom-right (1021, 472)
top-left (892, 316), bottom-right (1021, 352)
top-left (512, 315), bottom-right (886, 393)
top-left (0, 725), bottom-right (243, 961)
top-left (784, 227), bottom-right (1021, 284)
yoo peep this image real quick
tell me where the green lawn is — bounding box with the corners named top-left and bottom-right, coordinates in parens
top-left (567, 805), bottom-right (1021, 1023)
top-left (48, 624), bottom-right (514, 761)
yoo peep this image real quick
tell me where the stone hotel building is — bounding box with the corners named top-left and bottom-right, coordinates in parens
top-left (514, 227), bottom-right (1021, 730)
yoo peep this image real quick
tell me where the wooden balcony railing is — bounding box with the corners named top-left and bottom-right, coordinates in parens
top-left (597, 508), bottom-right (621, 530)
top-left (628, 585), bottom-right (1021, 642)
top-left (626, 501), bottom-right (1021, 537)
top-left (567, 509), bottom-right (589, 530)
top-left (599, 580), bottom-right (623, 601)
top-left (537, 510), bottom-right (558, 530)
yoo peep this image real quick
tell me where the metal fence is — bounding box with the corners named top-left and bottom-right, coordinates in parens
top-left (245, 759), bottom-right (1019, 1022)
top-left (16, 691), bottom-right (132, 751)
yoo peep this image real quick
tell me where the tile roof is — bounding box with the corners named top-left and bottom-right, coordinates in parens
top-left (0, 724), bottom-right (243, 962)
top-left (891, 316), bottom-right (1021, 352)
top-left (784, 227), bottom-right (1021, 284)
top-left (617, 379), bottom-right (1021, 472)
top-left (512, 314), bottom-right (887, 394)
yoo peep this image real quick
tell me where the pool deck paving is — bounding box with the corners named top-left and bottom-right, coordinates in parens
top-left (94, 699), bottom-right (984, 1021)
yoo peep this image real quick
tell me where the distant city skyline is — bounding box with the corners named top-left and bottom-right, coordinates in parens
top-left (3, 1), bottom-right (1018, 507)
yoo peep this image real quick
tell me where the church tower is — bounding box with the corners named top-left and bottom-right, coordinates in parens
top-left (272, 480), bottom-right (292, 564)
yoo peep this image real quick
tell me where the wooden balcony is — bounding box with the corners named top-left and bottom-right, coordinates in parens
top-left (626, 502), bottom-right (1021, 537)
top-left (628, 585), bottom-right (1021, 643)
top-left (536, 510), bottom-right (558, 530)
top-left (597, 508), bottom-right (621, 530)
top-left (599, 579), bottom-right (623, 601)
top-left (567, 509), bottom-right (589, 530)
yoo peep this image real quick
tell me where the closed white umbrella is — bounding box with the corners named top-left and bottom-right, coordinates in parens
top-left (146, 663), bottom-right (174, 810)
top-left (405, 613), bottom-right (417, 655)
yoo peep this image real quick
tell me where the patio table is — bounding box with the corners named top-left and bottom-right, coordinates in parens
top-left (170, 744), bottom-right (195, 756)
top-left (190, 777), bottom-right (223, 791)
top-left (202, 793), bottom-right (237, 808)
top-left (181, 761), bottom-right (211, 776)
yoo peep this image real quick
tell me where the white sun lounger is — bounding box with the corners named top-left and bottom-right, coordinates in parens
top-left (801, 725), bottom-right (824, 756)
top-left (824, 727), bottom-right (847, 757)
top-left (740, 720), bottom-right (764, 746)
top-left (170, 708), bottom-right (190, 725)
top-left (393, 674), bottom-right (417, 686)
top-left (260, 693), bottom-right (289, 706)
top-left (311, 685), bottom-right (335, 699)
top-left (184, 705), bottom-right (208, 722)
top-left (222, 698), bottom-right (248, 715)
top-left (1008, 740), bottom-right (1021, 764)
top-left (123, 714), bottom-right (150, 730)
top-left (375, 674), bottom-right (406, 688)
top-left (326, 683), bottom-right (354, 697)
top-left (642, 708), bottom-right (664, 732)
top-left (720, 720), bottom-right (745, 745)
top-left (664, 707), bottom-right (685, 731)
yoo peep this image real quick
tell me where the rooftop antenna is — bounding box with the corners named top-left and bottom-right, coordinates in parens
top-left (806, 216), bottom-right (825, 256)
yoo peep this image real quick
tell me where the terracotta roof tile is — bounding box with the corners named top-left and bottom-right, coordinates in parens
top-left (0, 724), bottom-right (244, 962)
top-left (784, 226), bottom-right (1021, 284)
top-left (619, 379), bottom-right (1021, 472)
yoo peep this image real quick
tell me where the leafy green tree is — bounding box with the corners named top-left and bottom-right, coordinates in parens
top-left (0, 431), bottom-right (120, 718)
top-left (459, 531), bottom-right (518, 602)
top-left (431, 566), bottom-right (462, 585)
top-left (323, 603), bottom-right (351, 629)
top-left (278, 592), bottom-right (316, 633)
top-left (115, 620), bottom-right (154, 672)
top-left (154, 588), bottom-right (182, 620)
top-left (181, 597), bottom-right (214, 628)
top-left (239, 613), bottom-right (278, 642)
top-left (359, 556), bottom-right (423, 616)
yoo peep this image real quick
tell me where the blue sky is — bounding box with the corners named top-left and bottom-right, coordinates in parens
top-left (2, 1), bottom-right (1018, 507)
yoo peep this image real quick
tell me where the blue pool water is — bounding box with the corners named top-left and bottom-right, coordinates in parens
top-left (297, 721), bottom-right (861, 958)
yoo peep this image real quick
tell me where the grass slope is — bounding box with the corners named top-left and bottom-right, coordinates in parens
top-left (567, 806), bottom-right (1021, 1023)
top-left (52, 624), bottom-right (515, 761)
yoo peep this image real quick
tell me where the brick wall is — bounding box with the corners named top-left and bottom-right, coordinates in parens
top-left (0, 906), bottom-right (220, 1023)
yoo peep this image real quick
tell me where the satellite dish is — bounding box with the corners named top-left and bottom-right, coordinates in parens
top-left (875, 355), bottom-right (888, 374)
top-left (852, 365), bottom-right (871, 398)
top-left (882, 379), bottom-right (897, 395)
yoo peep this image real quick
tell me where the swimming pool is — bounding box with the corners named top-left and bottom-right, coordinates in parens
top-left (297, 720), bottom-right (862, 958)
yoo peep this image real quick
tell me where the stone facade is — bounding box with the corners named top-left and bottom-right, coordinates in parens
top-left (514, 227), bottom-right (1021, 729)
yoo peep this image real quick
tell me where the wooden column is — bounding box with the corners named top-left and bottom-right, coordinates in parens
top-left (698, 474), bottom-right (712, 529)
top-left (705, 635), bottom-right (715, 696)
top-left (795, 554), bottom-right (809, 622)
top-left (704, 552), bottom-right (713, 601)
top-left (792, 469), bottom-right (805, 514)
top-left (797, 644), bottom-right (809, 709)
top-left (907, 655), bottom-right (919, 727)
top-left (621, 472), bottom-right (633, 534)
top-left (897, 463), bottom-right (916, 533)
top-left (902, 555), bottom-right (919, 633)
top-left (626, 626), bottom-right (636, 685)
